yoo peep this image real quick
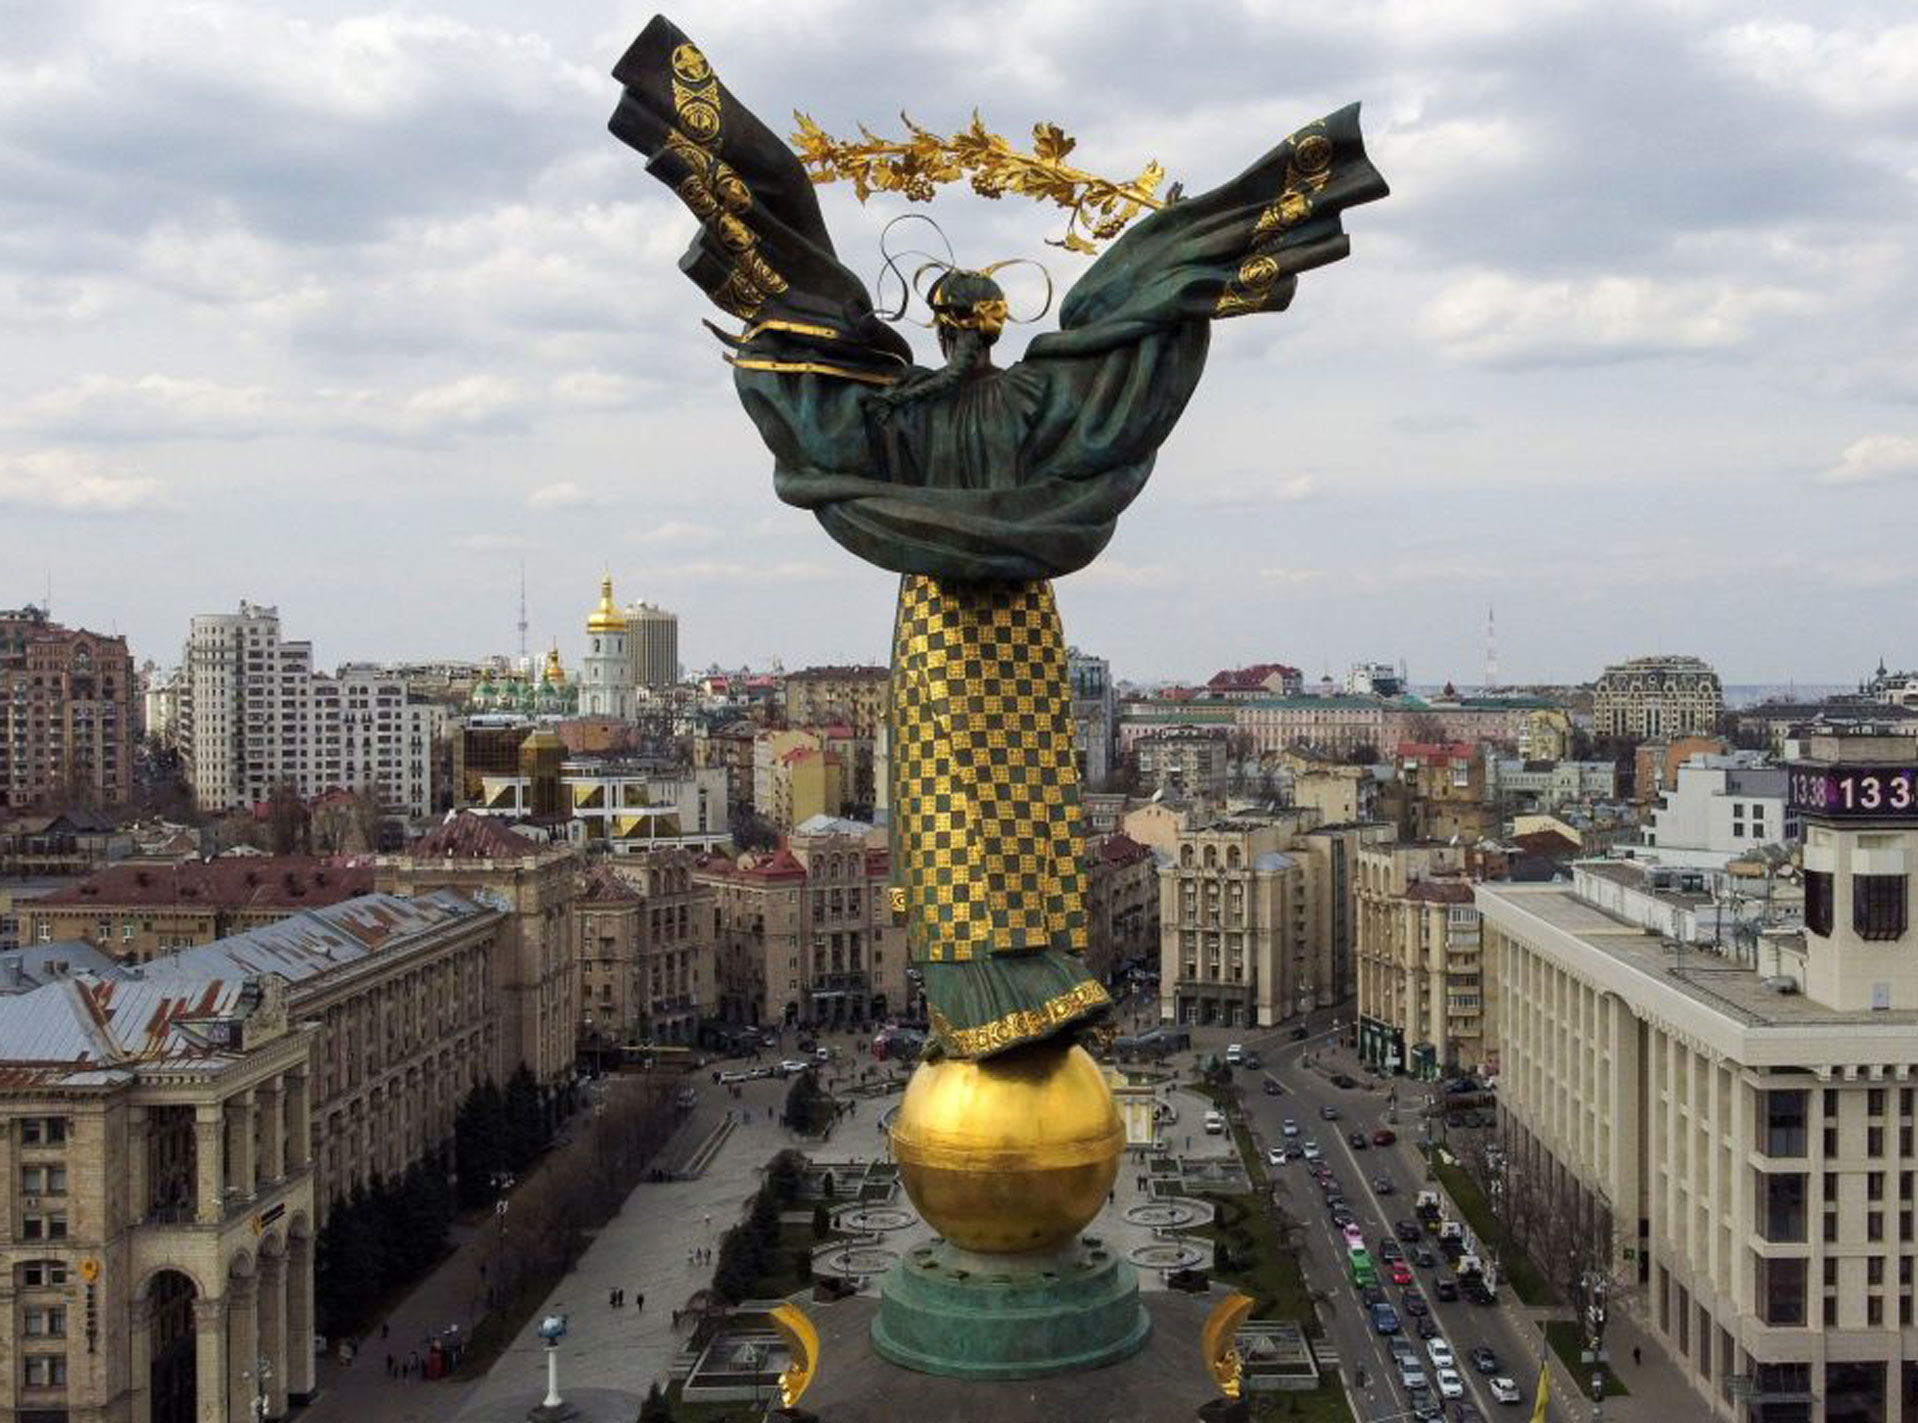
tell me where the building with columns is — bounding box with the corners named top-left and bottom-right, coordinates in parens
top-left (579, 576), bottom-right (635, 721)
top-left (376, 814), bottom-right (582, 1089)
top-left (1476, 733), bottom-right (1918, 1423)
top-left (0, 973), bottom-right (320, 1423)
top-left (574, 855), bottom-right (716, 1049)
top-left (0, 889), bottom-right (505, 1423)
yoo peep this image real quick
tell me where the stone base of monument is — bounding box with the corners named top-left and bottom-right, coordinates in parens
top-left (872, 1235), bottom-right (1148, 1379)
top-left (800, 1288), bottom-right (1223, 1422)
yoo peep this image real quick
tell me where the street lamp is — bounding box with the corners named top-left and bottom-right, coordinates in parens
top-left (536, 1313), bottom-right (568, 1414)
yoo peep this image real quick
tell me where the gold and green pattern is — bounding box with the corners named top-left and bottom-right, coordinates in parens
top-left (890, 576), bottom-right (1089, 963)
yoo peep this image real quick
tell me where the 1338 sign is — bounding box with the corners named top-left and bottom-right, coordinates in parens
top-left (1788, 766), bottom-right (1918, 818)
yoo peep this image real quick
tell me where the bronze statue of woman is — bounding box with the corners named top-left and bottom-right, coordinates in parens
top-left (609, 16), bottom-right (1386, 1068)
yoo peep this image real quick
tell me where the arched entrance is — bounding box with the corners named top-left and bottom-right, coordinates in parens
top-left (146, 1269), bottom-right (198, 1423)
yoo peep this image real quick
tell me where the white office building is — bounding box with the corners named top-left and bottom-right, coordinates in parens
top-left (180, 603), bottom-right (439, 817)
top-left (1479, 732), bottom-right (1918, 1423)
top-left (1642, 754), bottom-right (1796, 871)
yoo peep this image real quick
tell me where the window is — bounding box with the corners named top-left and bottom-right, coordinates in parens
top-left (1869, 1256), bottom-right (1885, 1285)
top-left (1805, 871), bottom-right (1834, 937)
top-left (1855, 875), bottom-right (1907, 941)
top-left (1764, 1090), bottom-right (1809, 1157)
top-left (20, 1165), bottom-right (65, 1195)
top-left (1870, 1171), bottom-right (1885, 1201)
top-left (1869, 1088), bottom-right (1887, 1116)
top-left (1758, 1255), bottom-right (1806, 1325)
top-left (21, 1214), bottom-right (66, 1241)
top-left (1762, 1173), bottom-right (1808, 1242)
top-left (22, 1354), bottom-right (66, 1387)
top-left (1869, 1211), bottom-right (1884, 1242)
top-left (22, 1306), bottom-right (64, 1337)
top-left (1870, 1127), bottom-right (1886, 1157)
top-left (18, 1118), bottom-right (67, 1146)
top-left (19, 1261), bottom-right (67, 1287)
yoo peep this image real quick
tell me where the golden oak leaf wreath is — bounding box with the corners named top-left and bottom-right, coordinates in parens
top-left (790, 111), bottom-right (1168, 253)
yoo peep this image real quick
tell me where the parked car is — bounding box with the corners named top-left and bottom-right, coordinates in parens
top-left (1204, 1110), bottom-right (1227, 1135)
top-left (1469, 1346), bottom-right (1500, 1375)
top-left (1225, 1042), bottom-right (1244, 1065)
top-left (778, 1058), bottom-right (813, 1076)
top-left (1488, 1376), bottom-right (1522, 1404)
top-left (1373, 1127), bottom-right (1398, 1146)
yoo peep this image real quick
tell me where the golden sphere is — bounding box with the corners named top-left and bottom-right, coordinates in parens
top-left (890, 1041), bottom-right (1123, 1254)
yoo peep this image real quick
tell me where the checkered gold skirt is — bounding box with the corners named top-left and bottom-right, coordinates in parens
top-left (889, 576), bottom-right (1110, 1058)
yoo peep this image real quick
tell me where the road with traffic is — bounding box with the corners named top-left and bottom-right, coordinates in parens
top-left (1215, 1015), bottom-right (1580, 1423)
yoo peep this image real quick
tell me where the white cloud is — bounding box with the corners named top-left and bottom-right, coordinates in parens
top-left (526, 480), bottom-right (596, 510)
top-left (1818, 434), bottom-right (1918, 487)
top-left (1259, 567), bottom-right (1329, 588)
top-left (455, 533), bottom-right (526, 552)
top-left (1070, 561), bottom-right (1184, 591)
top-left (0, 451), bottom-right (167, 515)
top-left (1420, 269), bottom-right (1817, 364)
top-left (1179, 474), bottom-right (1320, 508)
top-left (1709, 20), bottom-right (1918, 116)
top-left (631, 520), bottom-right (723, 548)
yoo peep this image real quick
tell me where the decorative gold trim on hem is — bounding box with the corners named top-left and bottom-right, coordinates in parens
top-left (930, 979), bottom-right (1112, 1058)
top-left (740, 318), bottom-right (841, 343)
top-left (726, 356), bottom-right (900, 385)
top-left (1215, 121), bottom-right (1335, 318)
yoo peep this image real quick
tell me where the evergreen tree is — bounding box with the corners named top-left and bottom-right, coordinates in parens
top-left (748, 1187), bottom-right (781, 1250)
top-left (812, 1202), bottom-right (831, 1240)
top-left (766, 1149), bottom-right (804, 1205)
top-left (638, 1381), bottom-right (673, 1423)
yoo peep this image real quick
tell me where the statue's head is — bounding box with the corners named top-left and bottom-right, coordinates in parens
top-left (928, 269), bottom-right (1009, 360)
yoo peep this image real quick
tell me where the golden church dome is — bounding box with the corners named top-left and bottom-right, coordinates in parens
top-left (587, 574), bottom-right (628, 633)
top-left (542, 643), bottom-right (566, 685)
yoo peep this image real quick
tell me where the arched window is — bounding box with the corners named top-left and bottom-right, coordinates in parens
top-left (1226, 845), bottom-right (1242, 870)
top-left (1203, 844), bottom-right (1218, 869)
top-left (1180, 845), bottom-right (1194, 868)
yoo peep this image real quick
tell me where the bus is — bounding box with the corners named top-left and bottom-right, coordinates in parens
top-left (1348, 1248), bottom-right (1377, 1289)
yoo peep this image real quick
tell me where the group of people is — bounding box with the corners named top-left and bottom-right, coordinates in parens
top-left (608, 1287), bottom-right (645, 1309)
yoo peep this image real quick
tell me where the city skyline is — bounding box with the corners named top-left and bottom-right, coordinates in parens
top-left (4, 2), bottom-right (1918, 681)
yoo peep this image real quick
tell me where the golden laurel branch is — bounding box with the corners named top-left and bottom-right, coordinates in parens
top-left (790, 111), bottom-right (1167, 253)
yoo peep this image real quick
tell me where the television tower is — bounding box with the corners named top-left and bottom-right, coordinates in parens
top-left (517, 561), bottom-right (530, 668)
top-left (1484, 605), bottom-right (1499, 692)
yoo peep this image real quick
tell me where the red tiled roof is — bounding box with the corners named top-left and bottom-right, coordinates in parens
top-left (35, 857), bottom-right (372, 911)
top-left (1092, 832), bottom-right (1152, 866)
top-left (578, 864), bottom-right (642, 903)
top-left (409, 812), bottom-right (539, 860)
top-left (1510, 830), bottom-right (1580, 858)
top-left (1404, 879), bottom-right (1477, 904)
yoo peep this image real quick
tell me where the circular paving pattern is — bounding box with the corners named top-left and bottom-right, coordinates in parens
top-left (1122, 1197), bottom-right (1214, 1229)
top-left (1127, 1240), bottom-right (1205, 1270)
top-left (836, 1205), bottom-right (916, 1234)
top-left (820, 1243), bottom-right (899, 1277)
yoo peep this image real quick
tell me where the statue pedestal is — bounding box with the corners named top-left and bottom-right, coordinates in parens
top-left (872, 1237), bottom-right (1148, 1379)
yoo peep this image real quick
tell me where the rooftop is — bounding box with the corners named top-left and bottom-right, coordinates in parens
top-left (34, 856), bottom-right (373, 911)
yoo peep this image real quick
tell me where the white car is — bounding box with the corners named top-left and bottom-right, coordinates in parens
top-left (1204, 1110), bottom-right (1227, 1135)
top-left (1225, 1042), bottom-right (1244, 1064)
top-left (778, 1058), bottom-right (813, 1076)
top-left (1435, 1367), bottom-right (1465, 1399)
top-left (1281, 1118), bottom-right (1300, 1138)
top-left (1489, 1376), bottom-right (1522, 1405)
top-left (1426, 1338), bottom-right (1455, 1370)
top-left (1300, 1140), bottom-right (1322, 1161)
top-left (1266, 1145), bottom-right (1287, 1166)
top-left (1399, 1362), bottom-right (1428, 1392)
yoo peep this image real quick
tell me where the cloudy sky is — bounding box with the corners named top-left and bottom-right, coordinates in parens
top-left (4, 0), bottom-right (1916, 686)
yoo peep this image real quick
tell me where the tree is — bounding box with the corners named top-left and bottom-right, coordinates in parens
top-left (766, 1149), bottom-right (805, 1206)
top-left (638, 1382), bottom-right (674, 1423)
top-left (812, 1202), bottom-right (832, 1240)
top-left (265, 780), bottom-right (311, 855)
top-left (748, 1187), bottom-right (781, 1250)
top-left (782, 1071), bottom-right (834, 1135)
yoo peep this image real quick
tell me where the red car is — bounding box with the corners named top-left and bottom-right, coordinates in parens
top-left (1373, 1128), bottom-right (1398, 1146)
top-left (1390, 1260), bottom-right (1414, 1286)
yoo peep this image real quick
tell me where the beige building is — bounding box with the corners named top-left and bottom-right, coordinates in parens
top-left (0, 975), bottom-right (319, 1423)
top-left (1476, 736), bottom-right (1918, 1422)
top-left (1083, 833), bottom-right (1160, 986)
top-left (1135, 728), bottom-right (1231, 800)
top-left (575, 855), bottom-right (716, 1048)
top-left (1355, 841), bottom-right (1489, 1078)
top-left (1158, 818), bottom-right (1318, 1029)
top-left (24, 858), bottom-right (375, 964)
top-left (694, 821), bottom-right (904, 1028)
top-left (782, 666), bottom-right (887, 812)
top-left (1594, 654), bottom-right (1724, 740)
top-left (0, 605), bottom-right (136, 812)
top-left (376, 814), bottom-right (581, 1088)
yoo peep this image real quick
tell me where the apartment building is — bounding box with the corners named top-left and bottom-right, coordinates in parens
top-left (1355, 841), bottom-right (1489, 1078)
top-left (694, 821), bottom-right (904, 1029)
top-left (1476, 733), bottom-right (1918, 1423)
top-left (23, 857), bottom-right (374, 961)
top-left (1083, 833), bottom-right (1160, 986)
top-left (0, 605), bottom-right (135, 811)
top-left (1594, 654), bottom-right (1724, 740)
top-left (1157, 818), bottom-right (1316, 1029)
top-left (1643, 755), bottom-right (1796, 870)
top-left (575, 854), bottom-right (716, 1047)
top-left (179, 604), bottom-right (440, 818)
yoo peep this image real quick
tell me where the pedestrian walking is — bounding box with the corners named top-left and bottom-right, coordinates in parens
top-left (636, 1292), bottom-right (645, 1310)
top-left (381, 1322), bottom-right (390, 1340)
top-left (610, 1287), bottom-right (619, 1308)
top-left (1633, 1346), bottom-right (1642, 1367)
top-left (386, 1353), bottom-right (395, 1378)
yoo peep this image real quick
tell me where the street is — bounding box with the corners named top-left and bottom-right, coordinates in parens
top-left (1216, 1016), bottom-right (1580, 1423)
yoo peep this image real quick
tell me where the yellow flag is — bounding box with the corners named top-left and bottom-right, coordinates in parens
top-left (1529, 1362), bottom-right (1551, 1423)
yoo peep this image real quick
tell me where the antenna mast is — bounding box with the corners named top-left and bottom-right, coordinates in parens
top-left (1484, 605), bottom-right (1499, 692)
top-left (517, 561), bottom-right (530, 668)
